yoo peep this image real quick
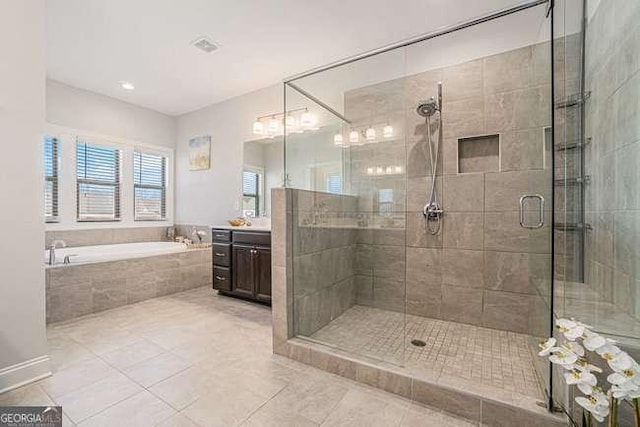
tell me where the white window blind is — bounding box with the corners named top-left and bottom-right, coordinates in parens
top-left (44, 136), bottom-right (59, 222)
top-left (242, 170), bottom-right (260, 216)
top-left (76, 141), bottom-right (122, 221)
top-left (327, 173), bottom-right (342, 194)
top-left (134, 151), bottom-right (167, 221)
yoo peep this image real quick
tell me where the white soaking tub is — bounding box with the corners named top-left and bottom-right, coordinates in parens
top-left (44, 241), bottom-right (188, 265)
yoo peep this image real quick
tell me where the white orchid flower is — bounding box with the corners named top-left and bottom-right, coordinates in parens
top-left (574, 358), bottom-right (603, 373)
top-left (575, 393), bottom-right (610, 423)
top-left (560, 341), bottom-right (585, 357)
top-left (608, 365), bottom-right (640, 386)
top-left (611, 381), bottom-right (640, 400)
top-left (556, 318), bottom-right (584, 341)
top-left (583, 331), bottom-right (606, 351)
top-left (565, 369), bottom-right (598, 395)
top-left (609, 352), bottom-right (634, 372)
top-left (596, 341), bottom-right (621, 360)
top-left (538, 337), bottom-right (556, 356)
top-left (549, 347), bottom-right (578, 366)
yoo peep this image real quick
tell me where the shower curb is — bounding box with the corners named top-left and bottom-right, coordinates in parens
top-left (276, 337), bottom-right (568, 427)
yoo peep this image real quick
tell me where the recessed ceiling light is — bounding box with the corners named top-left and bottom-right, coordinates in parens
top-left (120, 81), bottom-right (135, 90)
top-left (192, 36), bottom-right (219, 53)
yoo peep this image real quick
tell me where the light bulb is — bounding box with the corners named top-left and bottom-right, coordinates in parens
top-left (394, 166), bottom-right (403, 174)
top-left (376, 166), bottom-right (383, 175)
top-left (366, 167), bottom-right (374, 175)
top-left (268, 117), bottom-right (280, 134)
top-left (385, 166), bottom-right (393, 174)
top-left (253, 120), bottom-right (264, 135)
top-left (365, 127), bottom-right (376, 141)
top-left (383, 125), bottom-right (394, 138)
top-left (349, 130), bottom-right (360, 144)
top-left (333, 133), bottom-right (344, 146)
top-left (285, 115), bottom-right (296, 130)
top-left (300, 111), bottom-right (313, 128)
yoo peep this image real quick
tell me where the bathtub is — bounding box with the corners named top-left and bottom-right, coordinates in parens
top-left (45, 241), bottom-right (212, 323)
top-left (45, 241), bottom-right (188, 266)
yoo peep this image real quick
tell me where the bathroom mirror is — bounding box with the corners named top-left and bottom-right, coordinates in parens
top-left (242, 137), bottom-right (284, 217)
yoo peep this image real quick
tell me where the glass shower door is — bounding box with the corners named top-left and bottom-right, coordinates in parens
top-left (285, 45), bottom-right (409, 367)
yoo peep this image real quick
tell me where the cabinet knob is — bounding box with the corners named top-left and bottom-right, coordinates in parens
top-left (215, 276), bottom-right (226, 281)
top-left (215, 252), bottom-right (226, 257)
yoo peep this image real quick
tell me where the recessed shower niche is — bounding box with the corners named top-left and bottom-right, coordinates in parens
top-left (457, 134), bottom-right (500, 173)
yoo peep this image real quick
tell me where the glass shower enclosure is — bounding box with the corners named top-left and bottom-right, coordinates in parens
top-left (283, 0), bottom-right (569, 413)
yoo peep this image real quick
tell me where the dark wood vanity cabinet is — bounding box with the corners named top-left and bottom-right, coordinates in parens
top-left (212, 228), bottom-right (271, 305)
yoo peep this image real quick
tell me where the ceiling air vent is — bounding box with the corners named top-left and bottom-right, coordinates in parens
top-left (192, 37), bottom-right (219, 53)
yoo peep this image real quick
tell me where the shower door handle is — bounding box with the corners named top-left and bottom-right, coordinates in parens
top-left (519, 194), bottom-right (545, 229)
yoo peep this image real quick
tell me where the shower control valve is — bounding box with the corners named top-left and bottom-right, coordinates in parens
top-left (423, 203), bottom-right (443, 219)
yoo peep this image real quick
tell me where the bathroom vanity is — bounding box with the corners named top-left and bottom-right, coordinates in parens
top-left (211, 227), bottom-right (271, 305)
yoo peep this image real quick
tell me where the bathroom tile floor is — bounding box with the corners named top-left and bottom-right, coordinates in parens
top-left (310, 305), bottom-right (544, 400)
top-left (0, 287), bottom-right (476, 427)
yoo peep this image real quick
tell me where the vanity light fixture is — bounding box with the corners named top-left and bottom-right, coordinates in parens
top-left (268, 117), bottom-right (280, 135)
top-left (252, 108), bottom-right (316, 138)
top-left (285, 115), bottom-right (296, 130)
top-left (252, 121), bottom-right (264, 135)
top-left (349, 130), bottom-right (360, 144)
top-left (120, 81), bottom-right (135, 91)
top-left (383, 124), bottom-right (394, 138)
top-left (365, 127), bottom-right (376, 141)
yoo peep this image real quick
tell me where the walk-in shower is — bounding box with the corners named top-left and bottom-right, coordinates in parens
top-left (275, 0), bottom-right (640, 424)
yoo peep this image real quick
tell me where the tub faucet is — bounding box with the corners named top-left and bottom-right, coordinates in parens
top-left (48, 240), bottom-right (67, 265)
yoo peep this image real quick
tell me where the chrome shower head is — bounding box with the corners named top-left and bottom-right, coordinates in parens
top-left (416, 98), bottom-right (439, 117)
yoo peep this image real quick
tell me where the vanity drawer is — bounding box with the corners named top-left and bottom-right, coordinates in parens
top-left (212, 229), bottom-right (231, 243)
top-left (232, 231), bottom-right (270, 246)
top-left (212, 243), bottom-right (231, 267)
top-left (213, 266), bottom-right (231, 291)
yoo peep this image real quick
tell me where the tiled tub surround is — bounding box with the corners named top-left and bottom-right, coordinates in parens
top-left (46, 247), bottom-right (211, 323)
top-left (45, 226), bottom-right (170, 248)
top-left (272, 188), bottom-right (566, 426)
top-left (345, 41), bottom-right (554, 339)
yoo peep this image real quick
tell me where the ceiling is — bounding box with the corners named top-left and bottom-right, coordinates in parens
top-left (46, 0), bottom-right (525, 116)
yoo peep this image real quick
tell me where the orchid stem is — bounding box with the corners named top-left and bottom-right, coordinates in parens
top-left (607, 396), bottom-right (617, 427)
top-left (634, 398), bottom-right (640, 427)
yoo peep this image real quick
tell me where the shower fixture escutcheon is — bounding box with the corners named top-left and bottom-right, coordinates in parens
top-left (418, 82), bottom-right (444, 235)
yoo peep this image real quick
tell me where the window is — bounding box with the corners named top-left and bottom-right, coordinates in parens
top-left (134, 151), bottom-right (167, 221)
top-left (76, 141), bottom-right (122, 221)
top-left (44, 136), bottom-right (59, 222)
top-left (242, 169), bottom-right (262, 216)
top-left (326, 173), bottom-right (342, 194)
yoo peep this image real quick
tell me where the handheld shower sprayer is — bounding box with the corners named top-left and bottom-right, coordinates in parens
top-left (418, 82), bottom-right (443, 235)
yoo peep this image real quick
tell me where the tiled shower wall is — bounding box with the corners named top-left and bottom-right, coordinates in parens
top-left (584, 0), bottom-right (640, 323)
top-left (292, 190), bottom-right (358, 336)
top-left (346, 42), bottom-right (554, 336)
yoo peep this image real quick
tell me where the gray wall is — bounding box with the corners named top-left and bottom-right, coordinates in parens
top-left (346, 43), bottom-right (554, 337)
top-left (583, 0), bottom-right (640, 327)
top-left (292, 190), bottom-right (358, 336)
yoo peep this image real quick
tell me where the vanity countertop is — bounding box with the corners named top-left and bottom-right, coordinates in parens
top-left (211, 224), bottom-right (271, 232)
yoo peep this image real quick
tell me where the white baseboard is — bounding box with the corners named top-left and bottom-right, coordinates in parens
top-left (0, 355), bottom-right (51, 394)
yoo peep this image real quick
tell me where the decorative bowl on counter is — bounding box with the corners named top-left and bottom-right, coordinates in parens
top-left (228, 218), bottom-right (246, 227)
